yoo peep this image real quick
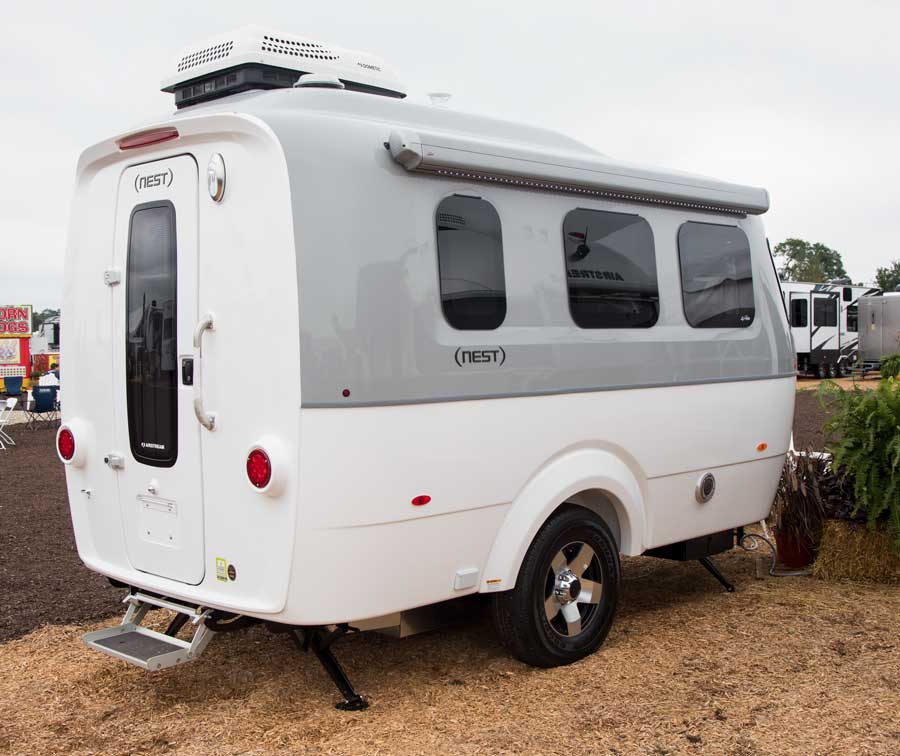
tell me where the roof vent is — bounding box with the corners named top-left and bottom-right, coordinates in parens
top-left (161, 25), bottom-right (406, 108)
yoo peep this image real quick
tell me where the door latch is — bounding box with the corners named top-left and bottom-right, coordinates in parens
top-left (104, 453), bottom-right (125, 469)
top-left (104, 269), bottom-right (122, 286)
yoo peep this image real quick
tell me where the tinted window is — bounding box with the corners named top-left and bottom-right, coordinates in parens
top-left (126, 202), bottom-right (178, 467)
top-left (791, 298), bottom-right (808, 328)
top-left (435, 196), bottom-right (506, 330)
top-left (847, 304), bottom-right (858, 332)
top-left (814, 297), bottom-right (837, 328)
top-left (843, 287), bottom-right (853, 302)
top-left (678, 222), bottom-right (754, 328)
top-left (562, 209), bottom-right (658, 328)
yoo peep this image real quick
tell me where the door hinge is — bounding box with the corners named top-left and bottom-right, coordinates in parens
top-left (104, 453), bottom-right (125, 469)
top-left (104, 269), bottom-right (122, 286)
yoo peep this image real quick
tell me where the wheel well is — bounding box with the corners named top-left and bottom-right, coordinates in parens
top-left (559, 490), bottom-right (625, 552)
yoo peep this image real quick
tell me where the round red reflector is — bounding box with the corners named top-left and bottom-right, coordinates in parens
top-left (246, 449), bottom-right (272, 489)
top-left (411, 495), bottom-right (431, 506)
top-left (58, 428), bottom-right (76, 461)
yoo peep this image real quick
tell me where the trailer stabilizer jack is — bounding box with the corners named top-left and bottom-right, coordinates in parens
top-left (291, 625), bottom-right (369, 711)
top-left (698, 556), bottom-right (735, 592)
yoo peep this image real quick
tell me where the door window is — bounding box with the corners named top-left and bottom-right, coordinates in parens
top-left (126, 202), bottom-right (178, 467)
top-left (813, 297), bottom-right (837, 328)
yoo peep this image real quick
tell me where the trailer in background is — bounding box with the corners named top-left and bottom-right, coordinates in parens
top-left (858, 292), bottom-right (900, 373)
top-left (781, 282), bottom-right (880, 377)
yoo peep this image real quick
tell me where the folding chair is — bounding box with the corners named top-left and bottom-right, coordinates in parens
top-left (3, 376), bottom-right (23, 399)
top-left (26, 386), bottom-right (59, 430)
top-left (0, 397), bottom-right (17, 450)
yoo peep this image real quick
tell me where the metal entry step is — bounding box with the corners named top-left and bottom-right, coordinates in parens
top-left (83, 592), bottom-right (215, 671)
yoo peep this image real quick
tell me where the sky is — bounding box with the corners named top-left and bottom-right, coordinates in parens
top-left (2, 1), bottom-right (898, 310)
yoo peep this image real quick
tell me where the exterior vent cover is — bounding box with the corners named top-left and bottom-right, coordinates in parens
top-left (161, 26), bottom-right (406, 108)
top-left (177, 41), bottom-right (234, 73)
top-left (261, 35), bottom-right (339, 61)
top-left (438, 213), bottom-right (466, 228)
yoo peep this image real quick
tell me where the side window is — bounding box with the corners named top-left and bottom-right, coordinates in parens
top-left (843, 287), bottom-right (853, 302)
top-left (791, 298), bottom-right (808, 328)
top-left (435, 195), bottom-right (506, 330)
top-left (562, 208), bottom-right (658, 328)
top-left (814, 297), bottom-right (837, 327)
top-left (847, 304), bottom-right (858, 332)
top-left (678, 222), bottom-right (754, 328)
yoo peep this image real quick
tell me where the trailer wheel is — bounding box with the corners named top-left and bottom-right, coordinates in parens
top-left (838, 362), bottom-right (849, 378)
top-left (827, 363), bottom-right (838, 379)
top-left (491, 507), bottom-right (620, 667)
top-left (816, 363), bottom-right (827, 379)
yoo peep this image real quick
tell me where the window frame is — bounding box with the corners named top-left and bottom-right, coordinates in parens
top-left (560, 207), bottom-right (660, 330)
top-left (676, 220), bottom-right (756, 329)
top-left (434, 194), bottom-right (508, 331)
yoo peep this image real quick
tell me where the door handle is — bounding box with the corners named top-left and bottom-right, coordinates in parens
top-left (192, 313), bottom-right (216, 431)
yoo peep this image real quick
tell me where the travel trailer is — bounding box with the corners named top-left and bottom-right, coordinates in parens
top-left (59, 27), bottom-right (795, 709)
top-left (858, 291), bottom-right (900, 370)
top-left (780, 281), bottom-right (880, 377)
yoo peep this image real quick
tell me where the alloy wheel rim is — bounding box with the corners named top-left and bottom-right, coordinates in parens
top-left (543, 540), bottom-right (602, 637)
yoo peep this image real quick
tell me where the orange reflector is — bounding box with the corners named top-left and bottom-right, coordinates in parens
top-left (756, 442), bottom-right (768, 452)
top-left (117, 127), bottom-right (179, 150)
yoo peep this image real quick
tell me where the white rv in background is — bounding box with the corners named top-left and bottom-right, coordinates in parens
top-left (781, 281), bottom-right (880, 377)
top-left (58, 27), bottom-right (795, 709)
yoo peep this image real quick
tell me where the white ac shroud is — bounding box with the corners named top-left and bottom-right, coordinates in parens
top-left (160, 25), bottom-right (405, 96)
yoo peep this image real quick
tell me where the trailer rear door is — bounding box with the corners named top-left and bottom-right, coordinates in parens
top-left (110, 155), bottom-right (205, 584)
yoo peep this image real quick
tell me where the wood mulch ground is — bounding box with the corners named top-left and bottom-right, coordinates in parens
top-left (1, 399), bottom-right (899, 755)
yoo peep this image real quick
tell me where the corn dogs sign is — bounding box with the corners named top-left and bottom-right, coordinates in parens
top-left (0, 305), bottom-right (33, 336)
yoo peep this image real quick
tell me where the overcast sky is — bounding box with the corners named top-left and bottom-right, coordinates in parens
top-left (2, 1), bottom-right (898, 310)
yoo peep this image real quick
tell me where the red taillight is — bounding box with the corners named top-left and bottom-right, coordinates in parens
top-left (247, 449), bottom-right (272, 489)
top-left (58, 428), bottom-right (76, 461)
top-left (117, 127), bottom-right (179, 151)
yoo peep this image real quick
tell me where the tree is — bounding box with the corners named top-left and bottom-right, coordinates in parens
top-left (773, 238), bottom-right (847, 283)
top-left (875, 260), bottom-right (900, 292)
top-left (32, 308), bottom-right (60, 331)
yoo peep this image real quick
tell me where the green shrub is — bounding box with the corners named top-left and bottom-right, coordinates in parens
top-left (881, 353), bottom-right (900, 380)
top-left (820, 378), bottom-right (900, 549)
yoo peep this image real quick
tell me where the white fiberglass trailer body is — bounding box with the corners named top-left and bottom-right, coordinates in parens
top-left (60, 28), bottom-right (794, 707)
top-left (780, 281), bottom-right (880, 377)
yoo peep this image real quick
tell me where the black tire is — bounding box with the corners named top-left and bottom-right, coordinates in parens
top-left (838, 362), bottom-right (849, 378)
top-left (827, 362), bottom-right (838, 379)
top-left (816, 363), bottom-right (827, 379)
top-left (491, 506), bottom-right (620, 667)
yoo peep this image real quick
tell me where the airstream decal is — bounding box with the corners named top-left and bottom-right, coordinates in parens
top-left (454, 346), bottom-right (506, 367)
top-left (134, 168), bottom-right (174, 193)
top-left (568, 269), bottom-right (625, 281)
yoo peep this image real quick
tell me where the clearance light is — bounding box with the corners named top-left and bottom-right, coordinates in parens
top-left (411, 495), bottom-right (431, 506)
top-left (757, 442), bottom-right (768, 452)
top-left (117, 127), bottom-right (179, 151)
top-left (247, 448), bottom-right (272, 489)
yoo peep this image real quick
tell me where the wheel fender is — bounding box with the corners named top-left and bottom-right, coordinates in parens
top-left (480, 448), bottom-right (646, 593)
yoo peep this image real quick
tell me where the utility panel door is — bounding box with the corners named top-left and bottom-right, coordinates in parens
top-left (110, 155), bottom-right (205, 584)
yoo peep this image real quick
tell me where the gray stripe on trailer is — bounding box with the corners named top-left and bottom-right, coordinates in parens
top-left (302, 371), bottom-right (797, 408)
